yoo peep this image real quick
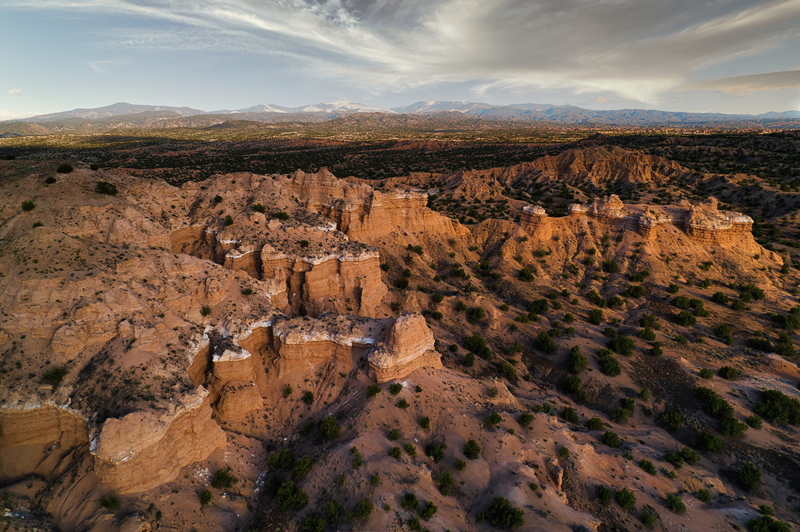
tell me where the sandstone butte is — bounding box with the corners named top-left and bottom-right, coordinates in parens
top-left (0, 150), bottom-right (789, 532)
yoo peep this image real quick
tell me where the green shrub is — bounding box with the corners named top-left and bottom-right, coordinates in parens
top-left (301, 514), bottom-right (325, 532)
top-left (712, 292), bottom-right (729, 304)
top-left (737, 462), bottom-right (762, 491)
top-left (426, 443), bottom-right (445, 462)
top-left (200, 305), bottom-right (212, 317)
top-left (625, 285), bottom-right (645, 298)
top-left (211, 468), bottom-right (238, 489)
top-left (401, 492), bottom-right (419, 510)
top-left (463, 439), bottom-right (481, 459)
top-left (597, 486), bottom-right (613, 504)
top-left (747, 516), bottom-right (791, 532)
top-left (42, 366), bottom-right (68, 387)
top-left (639, 327), bottom-right (657, 341)
top-left (676, 311), bottom-right (696, 326)
top-left (301, 391), bottom-right (314, 405)
top-left (747, 414), bottom-right (762, 429)
top-left (567, 346), bottom-right (587, 373)
top-left (467, 305), bottom-right (486, 323)
top-left (695, 432), bottom-right (723, 453)
top-left (660, 410), bottom-right (683, 431)
top-left (698, 489), bottom-right (712, 502)
top-left (45, 176), bottom-right (56, 184)
top-left (95, 181), bottom-right (118, 195)
top-left (354, 499), bottom-right (373, 519)
top-left (534, 331), bottom-right (558, 354)
top-left (519, 267), bottom-right (535, 281)
top-left (456, 459), bottom-right (467, 471)
top-left (616, 488), bottom-right (636, 510)
top-left (199, 489), bottom-right (213, 506)
top-left (518, 412), bottom-right (534, 428)
top-left (699, 368), bottom-right (714, 379)
top-left (319, 416), bottom-right (341, 440)
top-left (601, 431), bottom-right (620, 447)
top-left (485, 412), bottom-right (503, 426)
top-left (640, 459), bottom-right (656, 475)
top-left (608, 335), bottom-right (634, 356)
top-left (499, 361), bottom-right (517, 381)
top-left (276, 481), bottom-right (308, 511)
top-left (366, 383), bottom-right (381, 397)
top-left (747, 334), bottom-right (772, 352)
top-left (666, 493), bottom-right (686, 514)
top-left (563, 374), bottom-right (582, 394)
top-left (397, 398), bottom-right (410, 409)
top-left (754, 389), bottom-right (800, 425)
top-left (718, 366), bottom-right (739, 380)
top-left (389, 383), bottom-right (403, 395)
top-left (482, 496), bottom-right (525, 528)
top-left (99, 492), bottom-right (121, 511)
top-left (562, 407), bottom-right (579, 424)
top-left (420, 500), bottom-right (438, 519)
top-left (464, 335), bottom-right (492, 359)
top-left (57, 163), bottom-right (73, 173)
top-left (419, 416), bottom-right (431, 429)
top-left (292, 457), bottom-right (313, 480)
top-left (598, 349), bottom-right (621, 376)
top-left (389, 446), bottom-right (402, 459)
top-left (640, 510), bottom-right (657, 526)
top-left (21, 200), bottom-right (35, 211)
top-left (588, 309), bottom-right (603, 325)
top-left (268, 449), bottom-right (295, 469)
top-left (587, 417), bottom-right (604, 431)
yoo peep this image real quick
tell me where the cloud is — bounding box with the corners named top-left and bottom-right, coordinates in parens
top-left (672, 70), bottom-right (800, 96)
top-left (7, 0), bottom-right (800, 103)
top-left (8, 88), bottom-right (23, 96)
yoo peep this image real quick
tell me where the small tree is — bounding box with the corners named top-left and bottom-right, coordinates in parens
top-left (199, 489), bottom-right (213, 506)
top-left (738, 462), bottom-right (762, 491)
top-left (319, 416), bottom-right (341, 440)
top-left (463, 439), bottom-right (481, 459)
top-left (57, 163), bottom-right (73, 173)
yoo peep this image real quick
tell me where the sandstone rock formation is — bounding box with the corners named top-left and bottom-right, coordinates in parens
top-left (93, 387), bottom-right (226, 493)
top-left (288, 168), bottom-right (468, 243)
top-left (368, 313), bottom-right (441, 383)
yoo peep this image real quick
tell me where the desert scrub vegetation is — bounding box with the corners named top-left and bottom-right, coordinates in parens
top-left (478, 496), bottom-right (525, 528)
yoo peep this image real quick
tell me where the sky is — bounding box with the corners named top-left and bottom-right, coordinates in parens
top-left (2, 0), bottom-right (800, 120)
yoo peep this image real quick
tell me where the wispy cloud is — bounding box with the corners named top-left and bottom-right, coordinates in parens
top-left (8, 88), bottom-right (23, 95)
top-left (673, 70), bottom-right (800, 96)
top-left (7, 0), bottom-right (800, 104)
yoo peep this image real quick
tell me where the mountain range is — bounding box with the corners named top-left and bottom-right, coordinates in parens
top-left (3, 100), bottom-right (800, 131)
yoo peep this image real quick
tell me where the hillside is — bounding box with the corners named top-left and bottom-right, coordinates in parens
top-left (0, 144), bottom-right (799, 532)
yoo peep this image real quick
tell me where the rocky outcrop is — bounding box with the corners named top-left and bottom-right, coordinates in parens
top-left (684, 197), bottom-right (754, 243)
top-left (93, 387), bottom-right (226, 494)
top-left (261, 244), bottom-right (387, 318)
top-left (287, 169), bottom-right (467, 242)
top-left (0, 406), bottom-right (89, 483)
top-left (565, 195), bottom-right (755, 246)
top-left (520, 205), bottom-right (552, 239)
top-left (368, 314), bottom-right (441, 383)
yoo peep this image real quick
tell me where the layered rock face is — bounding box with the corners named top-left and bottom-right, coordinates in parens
top-left (439, 146), bottom-right (696, 192)
top-left (520, 205), bottom-right (552, 239)
top-left (563, 195), bottom-right (755, 247)
top-left (261, 243), bottom-right (387, 318)
top-left (93, 387), bottom-right (226, 494)
top-left (368, 314), bottom-right (442, 383)
top-left (287, 169), bottom-right (467, 242)
top-left (0, 406), bottom-right (89, 483)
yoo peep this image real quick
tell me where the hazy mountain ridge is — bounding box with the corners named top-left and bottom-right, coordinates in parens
top-left (2, 100), bottom-right (799, 135)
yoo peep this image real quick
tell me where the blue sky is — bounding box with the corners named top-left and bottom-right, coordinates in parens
top-left (2, 0), bottom-right (800, 120)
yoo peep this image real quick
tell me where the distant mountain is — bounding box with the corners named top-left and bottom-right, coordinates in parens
top-left (392, 101), bottom-right (800, 126)
top-left (2, 100), bottom-right (798, 136)
top-left (23, 102), bottom-right (205, 123)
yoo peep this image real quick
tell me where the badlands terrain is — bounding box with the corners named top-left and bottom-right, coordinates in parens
top-left (0, 129), bottom-right (799, 532)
